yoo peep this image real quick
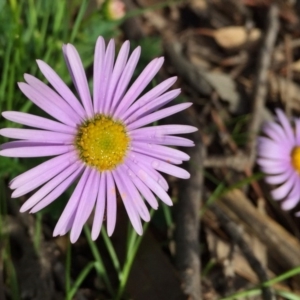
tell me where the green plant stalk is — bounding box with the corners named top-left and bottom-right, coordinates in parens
top-left (83, 225), bottom-right (114, 296)
top-left (70, 0), bottom-right (88, 43)
top-left (101, 227), bottom-right (121, 280)
top-left (221, 266), bottom-right (300, 300)
top-left (162, 203), bottom-right (173, 227)
top-left (33, 212), bottom-right (42, 251)
top-left (7, 60), bottom-right (15, 112)
top-left (39, 3), bottom-right (51, 53)
top-left (221, 289), bottom-right (261, 300)
top-left (53, 0), bottom-right (66, 34)
top-left (126, 224), bottom-right (137, 256)
top-left (68, 262), bottom-right (95, 300)
top-left (221, 289), bottom-right (300, 300)
top-left (0, 39), bottom-right (13, 103)
top-left (275, 290), bottom-right (300, 300)
top-left (200, 172), bottom-right (265, 217)
top-left (25, 0), bottom-right (37, 43)
top-left (200, 182), bottom-right (225, 217)
top-left (204, 170), bottom-right (221, 185)
top-left (8, 0), bottom-right (18, 21)
top-left (263, 266), bottom-right (300, 286)
top-left (116, 209), bottom-right (155, 300)
top-left (201, 258), bottom-right (216, 278)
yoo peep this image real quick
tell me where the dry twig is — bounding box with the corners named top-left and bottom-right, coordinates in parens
top-left (210, 204), bottom-right (275, 300)
top-left (219, 190), bottom-right (300, 271)
top-left (175, 129), bottom-right (204, 300)
top-left (203, 154), bottom-right (249, 171)
top-left (247, 4), bottom-right (279, 165)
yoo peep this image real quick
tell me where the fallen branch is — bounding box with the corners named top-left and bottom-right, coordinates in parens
top-left (247, 4), bottom-right (279, 165)
top-left (210, 204), bottom-right (275, 300)
top-left (175, 129), bottom-right (204, 299)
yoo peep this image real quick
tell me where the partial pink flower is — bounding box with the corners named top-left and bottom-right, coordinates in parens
top-left (257, 109), bottom-right (300, 214)
top-left (0, 37), bottom-right (196, 242)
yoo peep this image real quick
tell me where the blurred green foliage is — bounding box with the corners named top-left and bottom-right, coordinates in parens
top-left (0, 0), bottom-right (122, 115)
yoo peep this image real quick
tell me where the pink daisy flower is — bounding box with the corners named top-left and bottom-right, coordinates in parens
top-left (0, 37), bottom-right (196, 243)
top-left (257, 109), bottom-right (300, 213)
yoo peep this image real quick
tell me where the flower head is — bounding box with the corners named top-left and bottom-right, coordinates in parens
top-left (257, 109), bottom-right (300, 214)
top-left (104, 0), bottom-right (126, 20)
top-left (0, 37), bottom-right (196, 242)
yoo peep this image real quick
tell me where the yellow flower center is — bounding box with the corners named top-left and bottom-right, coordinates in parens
top-left (75, 115), bottom-right (130, 171)
top-left (291, 146), bottom-right (300, 173)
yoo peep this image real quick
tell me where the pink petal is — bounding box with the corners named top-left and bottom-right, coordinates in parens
top-left (36, 60), bottom-right (86, 119)
top-left (2, 111), bottom-right (76, 134)
top-left (91, 172), bottom-right (106, 240)
top-left (53, 167), bottom-right (90, 237)
top-left (70, 168), bottom-right (99, 243)
top-left (112, 169), bottom-right (143, 235)
top-left (106, 172), bottom-right (117, 236)
top-left (65, 44), bottom-right (94, 117)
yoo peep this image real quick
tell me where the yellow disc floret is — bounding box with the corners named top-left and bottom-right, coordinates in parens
top-left (75, 115), bottom-right (130, 171)
top-left (291, 146), bottom-right (300, 173)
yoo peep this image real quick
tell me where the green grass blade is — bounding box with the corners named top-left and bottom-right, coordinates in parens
top-left (70, 0), bottom-right (88, 42)
top-left (68, 261), bottom-right (95, 300)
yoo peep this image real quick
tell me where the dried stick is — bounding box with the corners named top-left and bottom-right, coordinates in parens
top-left (210, 204), bottom-right (276, 300)
top-left (204, 154), bottom-right (249, 171)
top-left (221, 190), bottom-right (300, 270)
top-left (247, 4), bottom-right (279, 165)
top-left (175, 130), bottom-right (204, 300)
